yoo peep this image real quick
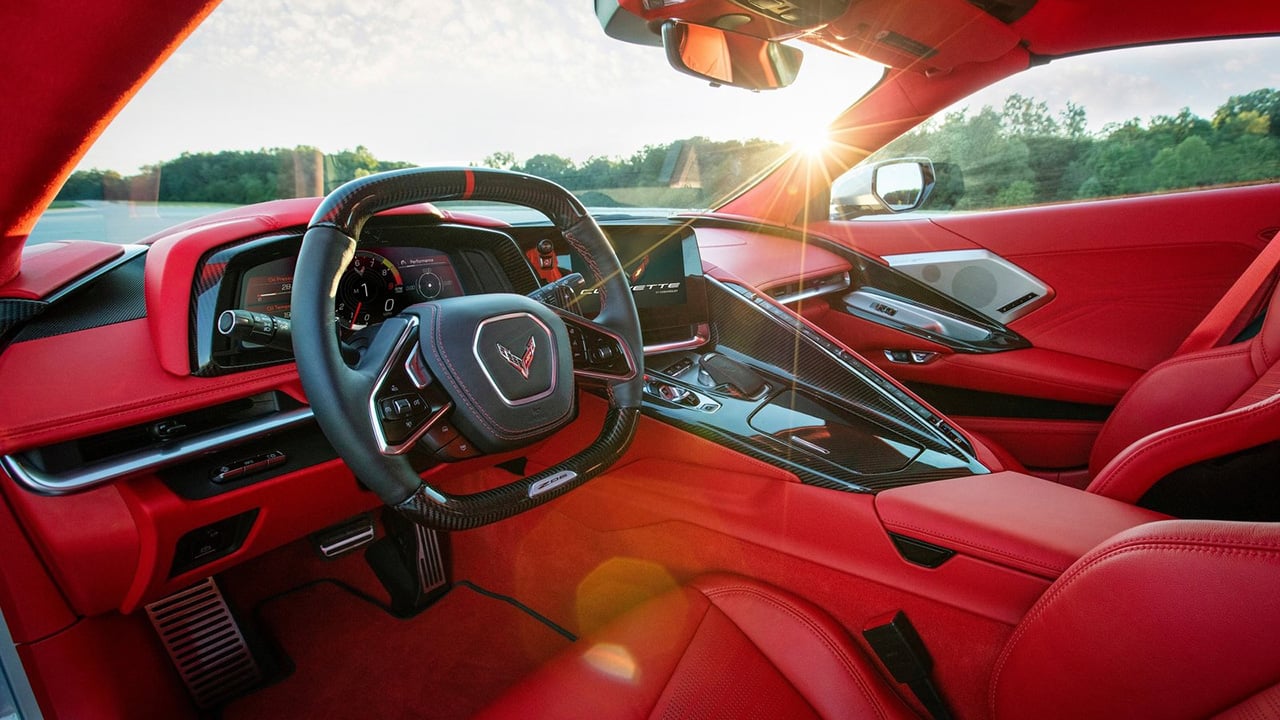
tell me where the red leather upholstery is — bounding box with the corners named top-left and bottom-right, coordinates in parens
top-left (876, 472), bottom-right (1168, 579)
top-left (483, 522), bottom-right (1280, 720)
top-left (1083, 286), bottom-right (1280, 503)
top-left (475, 574), bottom-right (916, 720)
top-left (991, 520), bottom-right (1280, 719)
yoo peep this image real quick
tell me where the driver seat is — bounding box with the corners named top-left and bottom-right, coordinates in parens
top-left (477, 520), bottom-right (1280, 719)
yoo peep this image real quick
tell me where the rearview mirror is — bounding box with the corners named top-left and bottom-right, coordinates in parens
top-left (660, 20), bottom-right (803, 91)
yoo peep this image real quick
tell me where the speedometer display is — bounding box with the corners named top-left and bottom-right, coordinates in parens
top-left (237, 246), bottom-right (466, 333)
top-left (336, 251), bottom-right (404, 330)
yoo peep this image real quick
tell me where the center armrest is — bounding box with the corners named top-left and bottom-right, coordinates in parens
top-left (875, 472), bottom-right (1169, 579)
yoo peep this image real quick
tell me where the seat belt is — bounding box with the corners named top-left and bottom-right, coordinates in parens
top-left (1175, 232), bottom-right (1280, 356)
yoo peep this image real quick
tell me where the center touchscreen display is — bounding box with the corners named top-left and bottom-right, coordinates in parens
top-left (567, 225), bottom-right (706, 339)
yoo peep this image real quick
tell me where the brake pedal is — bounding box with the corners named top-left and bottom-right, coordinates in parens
top-left (310, 513), bottom-right (376, 558)
top-left (145, 577), bottom-right (262, 709)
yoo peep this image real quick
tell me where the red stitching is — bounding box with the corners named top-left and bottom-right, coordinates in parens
top-left (989, 538), bottom-right (1280, 714)
top-left (701, 584), bottom-right (890, 720)
top-left (422, 304), bottom-right (569, 440)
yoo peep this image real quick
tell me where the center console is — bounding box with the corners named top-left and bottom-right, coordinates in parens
top-left (583, 223), bottom-right (989, 493)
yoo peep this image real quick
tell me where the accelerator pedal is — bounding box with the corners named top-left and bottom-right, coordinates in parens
top-left (366, 510), bottom-right (450, 616)
top-left (145, 577), bottom-right (262, 709)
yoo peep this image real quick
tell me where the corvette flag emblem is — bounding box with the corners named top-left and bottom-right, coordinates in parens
top-left (496, 336), bottom-right (536, 379)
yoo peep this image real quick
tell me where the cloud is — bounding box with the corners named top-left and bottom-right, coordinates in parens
top-left (956, 37), bottom-right (1280, 131)
top-left (81, 0), bottom-right (883, 173)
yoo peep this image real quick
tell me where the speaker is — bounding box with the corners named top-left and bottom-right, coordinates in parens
top-left (952, 265), bottom-right (998, 308)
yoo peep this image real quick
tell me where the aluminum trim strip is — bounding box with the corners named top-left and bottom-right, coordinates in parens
top-left (2, 408), bottom-right (317, 495)
top-left (643, 323), bottom-right (711, 355)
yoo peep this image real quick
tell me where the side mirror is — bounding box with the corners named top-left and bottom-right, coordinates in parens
top-left (830, 158), bottom-right (935, 219)
top-left (873, 159), bottom-right (934, 212)
top-left (660, 20), bottom-right (803, 91)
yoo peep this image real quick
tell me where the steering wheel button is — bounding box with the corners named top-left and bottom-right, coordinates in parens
top-left (437, 436), bottom-right (480, 461)
top-left (423, 421), bottom-right (458, 451)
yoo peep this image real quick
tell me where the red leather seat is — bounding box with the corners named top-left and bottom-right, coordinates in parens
top-left (996, 288), bottom-right (1280, 509)
top-left (478, 520), bottom-right (1280, 719)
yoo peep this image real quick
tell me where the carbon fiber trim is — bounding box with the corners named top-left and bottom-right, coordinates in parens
top-left (13, 253), bottom-right (147, 342)
top-left (0, 299), bottom-right (47, 343)
top-left (394, 407), bottom-right (639, 530)
top-left (637, 278), bottom-right (985, 493)
top-left (312, 167), bottom-right (587, 237)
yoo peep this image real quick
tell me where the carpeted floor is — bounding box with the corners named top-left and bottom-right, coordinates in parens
top-left (222, 580), bottom-right (573, 720)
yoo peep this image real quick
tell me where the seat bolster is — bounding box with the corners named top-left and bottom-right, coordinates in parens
top-left (1088, 343), bottom-right (1256, 476)
top-left (474, 585), bottom-right (715, 720)
top-left (691, 575), bottom-right (918, 720)
top-left (990, 520), bottom-right (1280, 720)
top-left (477, 574), bottom-right (917, 720)
top-left (1087, 394), bottom-right (1280, 503)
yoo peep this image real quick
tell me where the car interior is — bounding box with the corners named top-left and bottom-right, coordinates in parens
top-left (2, 0), bottom-right (1280, 718)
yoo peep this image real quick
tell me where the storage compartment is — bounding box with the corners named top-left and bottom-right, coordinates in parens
top-left (748, 390), bottom-right (921, 474)
top-left (875, 472), bottom-right (1169, 579)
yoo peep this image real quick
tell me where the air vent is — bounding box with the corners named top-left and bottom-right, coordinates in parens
top-left (145, 578), bottom-right (262, 709)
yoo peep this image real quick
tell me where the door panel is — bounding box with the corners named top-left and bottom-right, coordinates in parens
top-left (929, 184), bottom-right (1274, 371)
top-left (806, 183), bottom-right (1279, 470)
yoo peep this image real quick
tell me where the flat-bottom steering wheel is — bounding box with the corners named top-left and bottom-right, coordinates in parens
top-left (292, 167), bottom-right (643, 530)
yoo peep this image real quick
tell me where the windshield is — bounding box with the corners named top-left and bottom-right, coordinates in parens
top-left (31, 0), bottom-right (883, 244)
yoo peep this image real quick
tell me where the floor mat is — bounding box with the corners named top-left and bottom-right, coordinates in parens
top-left (223, 581), bottom-right (573, 720)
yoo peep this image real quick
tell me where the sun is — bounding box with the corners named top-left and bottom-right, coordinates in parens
top-left (789, 124), bottom-right (833, 158)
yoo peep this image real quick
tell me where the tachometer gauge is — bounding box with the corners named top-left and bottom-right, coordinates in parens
top-left (336, 250), bottom-right (404, 330)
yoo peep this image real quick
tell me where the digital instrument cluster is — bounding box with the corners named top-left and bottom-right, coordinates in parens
top-left (239, 247), bottom-right (464, 331)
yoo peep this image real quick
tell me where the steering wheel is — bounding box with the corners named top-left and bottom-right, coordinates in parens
top-left (292, 167), bottom-right (643, 530)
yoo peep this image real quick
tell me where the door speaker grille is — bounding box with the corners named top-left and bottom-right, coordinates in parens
top-left (145, 577), bottom-right (261, 708)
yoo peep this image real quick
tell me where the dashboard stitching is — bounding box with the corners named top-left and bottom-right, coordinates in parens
top-left (2, 363), bottom-right (298, 448)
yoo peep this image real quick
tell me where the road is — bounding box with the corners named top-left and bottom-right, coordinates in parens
top-left (27, 201), bottom-right (235, 246)
top-left (26, 201), bottom-right (683, 246)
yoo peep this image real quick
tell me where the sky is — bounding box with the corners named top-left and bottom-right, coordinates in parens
top-left (954, 36), bottom-right (1280, 129)
top-left (79, 1), bottom-right (1280, 175)
top-left (78, 0), bottom-right (881, 174)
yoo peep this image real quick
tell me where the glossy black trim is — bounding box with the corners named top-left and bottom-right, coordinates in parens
top-left (4, 407), bottom-right (316, 495)
top-left (639, 279), bottom-right (987, 493)
top-left (889, 533), bottom-right (956, 568)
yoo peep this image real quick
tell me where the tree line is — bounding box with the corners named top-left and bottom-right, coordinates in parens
top-left (876, 88), bottom-right (1280, 211)
top-left (55, 138), bottom-right (789, 209)
top-left (54, 87), bottom-right (1280, 211)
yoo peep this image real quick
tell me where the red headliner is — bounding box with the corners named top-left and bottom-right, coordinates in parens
top-left (2, 0), bottom-right (1279, 286)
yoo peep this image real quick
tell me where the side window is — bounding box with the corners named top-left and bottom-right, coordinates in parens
top-left (830, 37), bottom-right (1280, 219)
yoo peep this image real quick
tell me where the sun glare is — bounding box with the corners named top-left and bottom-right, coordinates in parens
top-left (789, 125), bottom-right (833, 158)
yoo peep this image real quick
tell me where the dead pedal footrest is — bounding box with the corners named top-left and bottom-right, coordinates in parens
top-left (145, 577), bottom-right (262, 709)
